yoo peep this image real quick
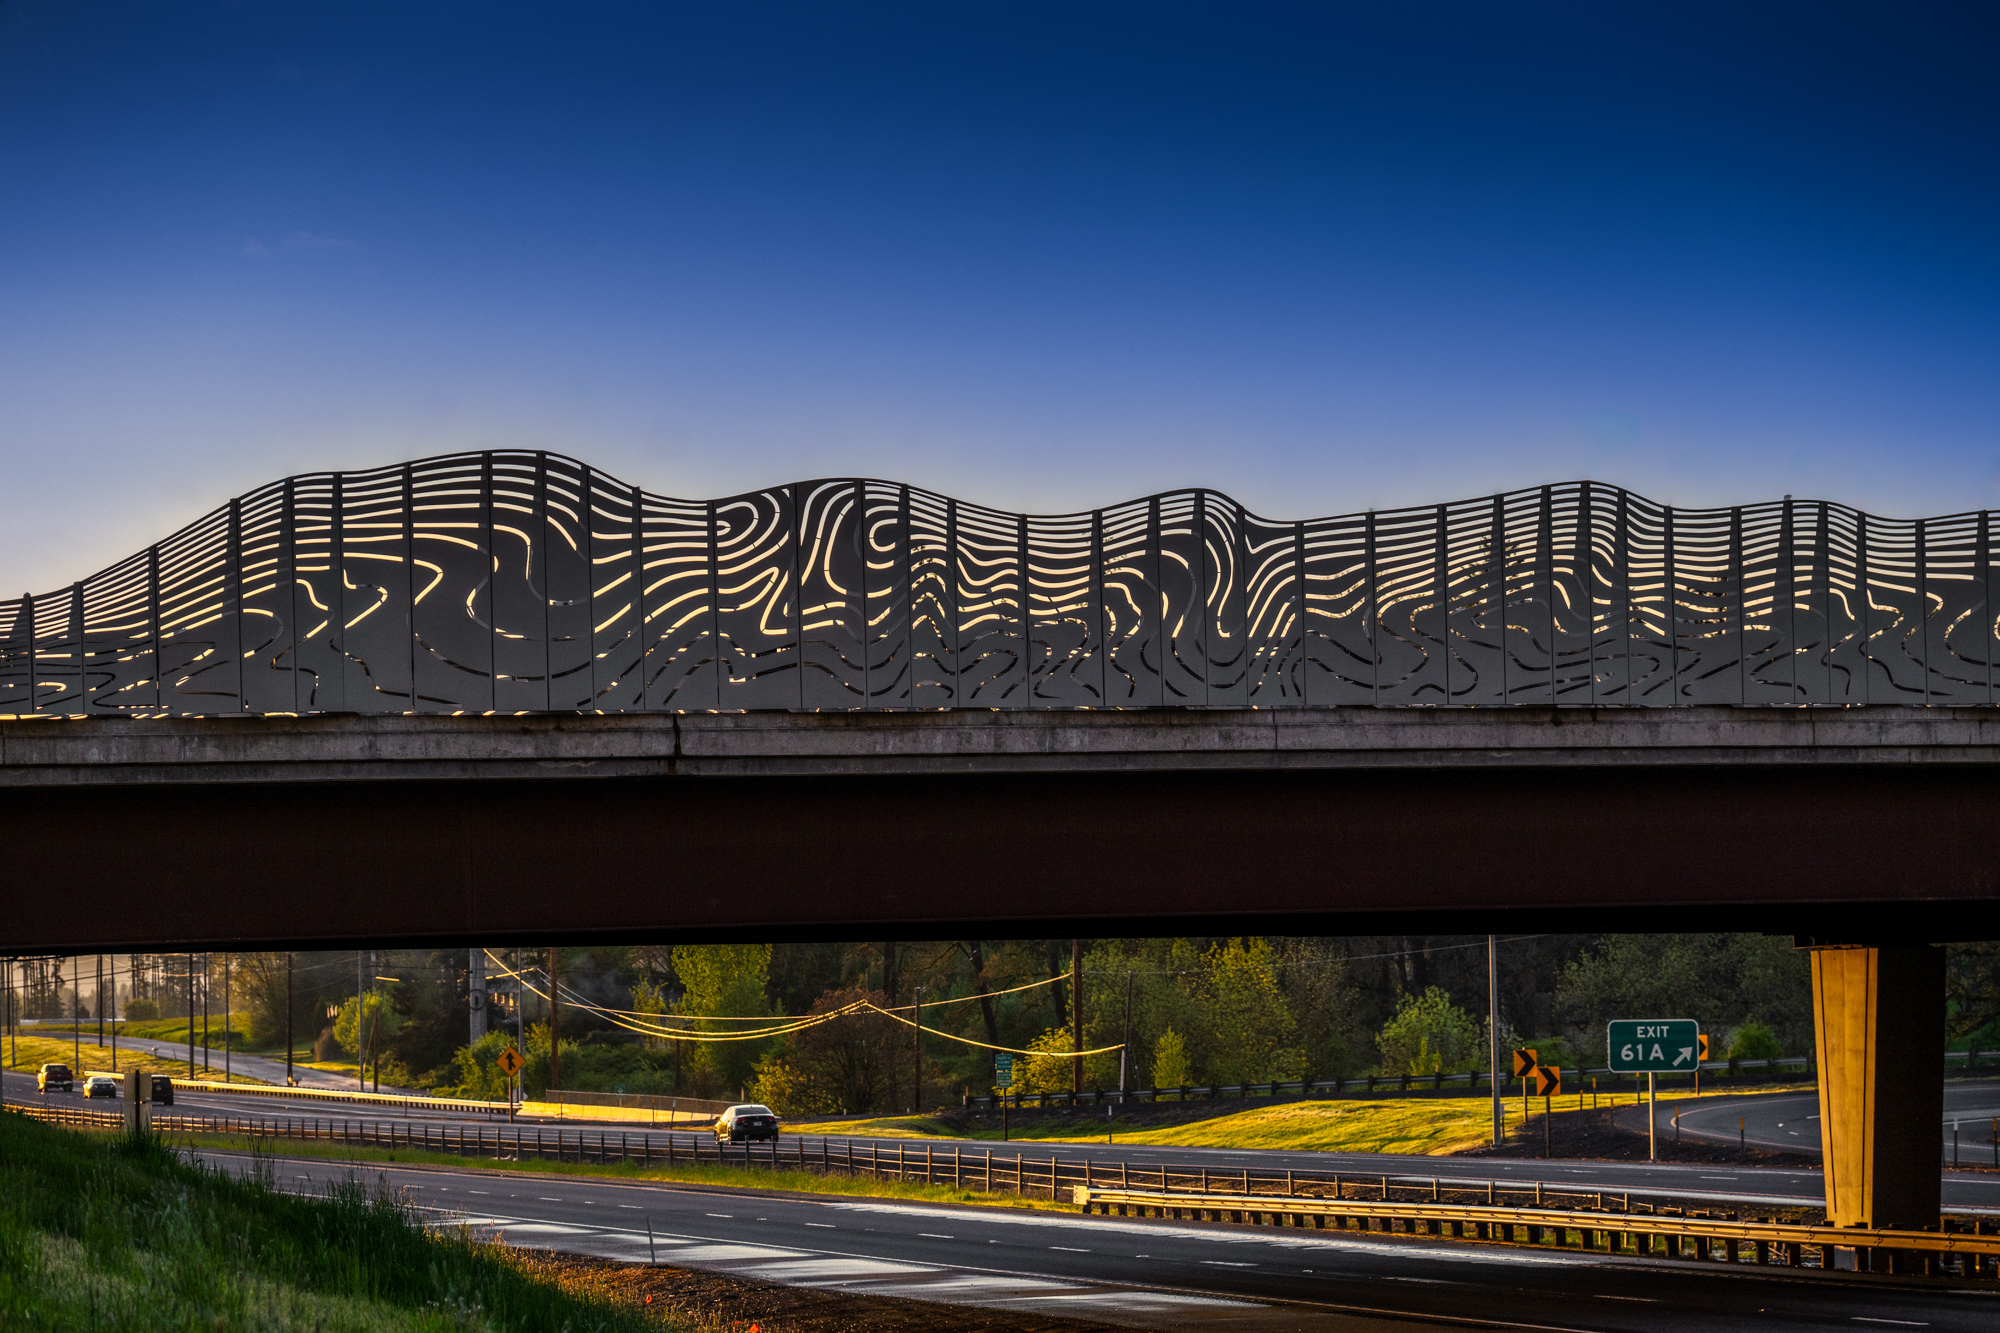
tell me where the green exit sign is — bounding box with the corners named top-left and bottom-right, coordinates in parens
top-left (1607, 1019), bottom-right (1701, 1073)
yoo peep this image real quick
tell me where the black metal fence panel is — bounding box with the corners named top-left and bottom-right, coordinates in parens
top-left (2, 455), bottom-right (1994, 715)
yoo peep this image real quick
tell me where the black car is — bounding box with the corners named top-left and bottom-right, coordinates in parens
top-left (150, 1075), bottom-right (174, 1105)
top-left (715, 1103), bottom-right (780, 1144)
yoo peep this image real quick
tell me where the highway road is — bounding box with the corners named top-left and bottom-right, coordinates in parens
top-left (1620, 1081), bottom-right (2000, 1166)
top-left (201, 1149), bottom-right (1998, 1332)
top-left (11, 1069), bottom-right (2000, 1217)
top-left (11, 1072), bottom-right (2000, 1216)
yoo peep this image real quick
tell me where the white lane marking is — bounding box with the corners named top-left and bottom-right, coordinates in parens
top-left (919, 1233), bottom-right (955, 1239)
top-left (1852, 1320), bottom-right (1927, 1327)
top-left (468, 1190), bottom-right (489, 1194)
top-left (1049, 1246), bottom-right (1090, 1252)
top-left (706, 1213), bottom-right (732, 1218)
top-left (804, 1223), bottom-right (835, 1228)
top-left (1201, 1260), bottom-right (1255, 1267)
top-left (617, 1204), bottom-right (641, 1210)
top-left (537, 1197), bottom-right (563, 1202)
top-left (1597, 1295), bottom-right (1657, 1302)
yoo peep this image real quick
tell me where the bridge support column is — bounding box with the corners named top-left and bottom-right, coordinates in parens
top-left (1809, 945), bottom-right (1943, 1230)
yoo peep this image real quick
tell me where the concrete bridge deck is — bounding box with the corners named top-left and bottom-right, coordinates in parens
top-left (3, 706), bottom-right (1996, 952)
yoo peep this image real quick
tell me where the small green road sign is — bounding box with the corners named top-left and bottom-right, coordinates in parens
top-left (1608, 1020), bottom-right (1701, 1073)
top-left (994, 1054), bottom-right (1014, 1088)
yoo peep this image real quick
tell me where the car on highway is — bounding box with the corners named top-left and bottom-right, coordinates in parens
top-left (150, 1075), bottom-right (174, 1105)
top-left (36, 1063), bottom-right (73, 1094)
top-left (83, 1074), bottom-right (120, 1099)
top-left (714, 1103), bottom-right (781, 1144)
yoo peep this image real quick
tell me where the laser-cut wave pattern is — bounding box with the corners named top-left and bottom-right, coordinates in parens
top-left (1, 453), bottom-right (1993, 715)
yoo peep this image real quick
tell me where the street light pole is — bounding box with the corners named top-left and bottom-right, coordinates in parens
top-left (285, 953), bottom-right (294, 1087)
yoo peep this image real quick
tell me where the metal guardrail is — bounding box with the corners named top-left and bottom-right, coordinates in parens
top-left (169, 1080), bottom-right (516, 1116)
top-left (1073, 1185), bottom-right (2000, 1279)
top-left (9, 452), bottom-right (2000, 718)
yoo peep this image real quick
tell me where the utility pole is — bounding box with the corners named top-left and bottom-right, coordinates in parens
top-left (355, 951), bottom-right (365, 1090)
top-left (1120, 970), bottom-right (1134, 1099)
top-left (1071, 940), bottom-right (1084, 1096)
top-left (222, 954), bottom-right (231, 1082)
top-left (882, 942), bottom-right (898, 1113)
top-left (96, 955), bottom-right (104, 1050)
top-left (912, 985), bottom-right (925, 1114)
top-left (187, 953), bottom-right (196, 1077)
top-left (201, 953), bottom-right (210, 1074)
top-left (72, 956), bottom-right (80, 1070)
top-left (547, 947), bottom-right (561, 1094)
top-left (285, 953), bottom-right (295, 1087)
top-left (469, 947), bottom-right (487, 1043)
top-left (1488, 935), bottom-right (1502, 1147)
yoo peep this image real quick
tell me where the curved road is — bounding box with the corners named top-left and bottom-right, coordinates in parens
top-left (1619, 1080), bottom-right (2000, 1167)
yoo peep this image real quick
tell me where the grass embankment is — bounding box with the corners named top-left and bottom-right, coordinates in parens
top-left (795, 1082), bottom-right (1823, 1157)
top-left (4, 1035), bottom-right (267, 1085)
top-left (123, 1124), bottom-right (1079, 1214)
top-left (0, 1110), bottom-right (677, 1331)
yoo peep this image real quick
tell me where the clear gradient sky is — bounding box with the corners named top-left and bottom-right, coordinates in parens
top-left (1, 2), bottom-right (1995, 593)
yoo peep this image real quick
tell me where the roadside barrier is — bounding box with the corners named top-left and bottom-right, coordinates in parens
top-left (168, 1080), bottom-right (516, 1116)
top-left (1074, 1183), bottom-right (2000, 1281)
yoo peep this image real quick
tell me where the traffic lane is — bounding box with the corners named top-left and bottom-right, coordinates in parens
top-left (222, 1152), bottom-right (1998, 1333)
top-left (97, 1079), bottom-right (2000, 1212)
top-left (1641, 1083), bottom-right (2000, 1156)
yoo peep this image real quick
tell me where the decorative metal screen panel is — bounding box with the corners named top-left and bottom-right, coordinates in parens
top-left (1, 453), bottom-right (1993, 715)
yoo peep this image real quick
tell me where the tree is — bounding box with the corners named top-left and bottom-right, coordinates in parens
top-left (752, 988), bottom-right (897, 1116)
top-left (672, 944), bottom-right (774, 1099)
top-left (1377, 986), bottom-right (1482, 1076)
top-left (1152, 1028), bottom-right (1191, 1089)
top-left (1552, 934), bottom-right (1812, 1059)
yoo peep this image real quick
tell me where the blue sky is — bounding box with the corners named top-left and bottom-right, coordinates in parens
top-left (1, 2), bottom-right (1995, 592)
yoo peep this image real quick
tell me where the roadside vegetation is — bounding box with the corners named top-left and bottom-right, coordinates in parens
top-left (3, 1035), bottom-right (264, 1085)
top-left (19, 936), bottom-right (1993, 1130)
top-left (794, 1079), bottom-right (1822, 1156)
top-left (0, 1111), bottom-right (675, 1330)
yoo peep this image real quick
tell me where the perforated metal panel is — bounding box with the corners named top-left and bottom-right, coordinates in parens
top-left (2, 452), bottom-right (1993, 715)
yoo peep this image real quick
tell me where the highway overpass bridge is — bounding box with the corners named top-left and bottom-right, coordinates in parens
top-left (4, 452), bottom-right (1997, 1234)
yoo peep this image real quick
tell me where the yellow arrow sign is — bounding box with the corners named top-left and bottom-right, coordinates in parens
top-left (497, 1046), bottom-right (525, 1077)
top-left (1511, 1047), bottom-right (1538, 1078)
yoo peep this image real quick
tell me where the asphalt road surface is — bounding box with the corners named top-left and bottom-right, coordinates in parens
top-left (1619, 1081), bottom-right (2000, 1167)
top-left (11, 1070), bottom-right (2000, 1217)
top-left (201, 1150), bottom-right (1997, 1332)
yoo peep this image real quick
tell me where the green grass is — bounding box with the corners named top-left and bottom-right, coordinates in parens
top-left (4, 1034), bottom-right (268, 1085)
top-left (796, 1082), bottom-right (1825, 1157)
top-left (0, 1109), bottom-right (679, 1330)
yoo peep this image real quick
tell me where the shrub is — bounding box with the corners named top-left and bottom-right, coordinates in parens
top-left (1377, 986), bottom-right (1482, 1076)
top-left (1727, 1020), bottom-right (1783, 1062)
top-left (1152, 1027), bottom-right (1192, 1089)
top-left (121, 997), bottom-right (159, 1021)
